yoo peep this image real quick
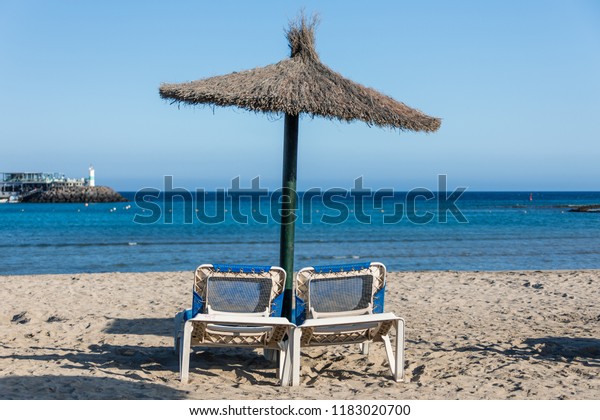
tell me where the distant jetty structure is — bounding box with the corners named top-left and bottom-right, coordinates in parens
top-left (0, 168), bottom-right (127, 203)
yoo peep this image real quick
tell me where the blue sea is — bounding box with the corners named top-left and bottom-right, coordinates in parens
top-left (1, 191), bottom-right (599, 275)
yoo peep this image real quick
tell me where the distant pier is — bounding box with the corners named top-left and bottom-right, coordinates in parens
top-left (22, 185), bottom-right (127, 203)
top-left (568, 204), bottom-right (600, 213)
top-left (0, 169), bottom-right (127, 203)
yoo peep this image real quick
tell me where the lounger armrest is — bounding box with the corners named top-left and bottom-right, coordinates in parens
top-left (187, 313), bottom-right (294, 327)
top-left (299, 312), bottom-right (402, 328)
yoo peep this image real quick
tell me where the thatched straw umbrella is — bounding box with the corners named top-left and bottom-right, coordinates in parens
top-left (159, 15), bottom-right (441, 321)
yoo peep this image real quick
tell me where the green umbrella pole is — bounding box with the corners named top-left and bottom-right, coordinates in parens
top-left (280, 113), bottom-right (299, 322)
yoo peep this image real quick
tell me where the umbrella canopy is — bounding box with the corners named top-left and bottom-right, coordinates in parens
top-left (159, 16), bottom-right (440, 321)
top-left (160, 17), bottom-right (440, 132)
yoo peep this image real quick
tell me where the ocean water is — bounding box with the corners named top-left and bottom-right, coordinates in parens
top-left (0, 191), bottom-right (599, 275)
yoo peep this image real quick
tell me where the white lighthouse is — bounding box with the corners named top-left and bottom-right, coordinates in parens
top-left (89, 165), bottom-right (95, 187)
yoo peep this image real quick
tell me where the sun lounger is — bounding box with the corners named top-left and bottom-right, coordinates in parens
top-left (174, 264), bottom-right (294, 385)
top-left (289, 262), bottom-right (405, 385)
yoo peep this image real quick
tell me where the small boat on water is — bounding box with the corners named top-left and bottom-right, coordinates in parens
top-left (0, 192), bottom-right (21, 203)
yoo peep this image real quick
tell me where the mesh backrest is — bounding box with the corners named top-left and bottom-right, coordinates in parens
top-left (206, 276), bottom-right (273, 313)
top-left (309, 275), bottom-right (373, 313)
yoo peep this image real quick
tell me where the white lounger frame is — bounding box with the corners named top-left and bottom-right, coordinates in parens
top-left (174, 264), bottom-right (294, 385)
top-left (290, 262), bottom-right (405, 386)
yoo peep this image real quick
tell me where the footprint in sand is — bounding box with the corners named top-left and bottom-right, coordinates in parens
top-left (11, 311), bottom-right (30, 324)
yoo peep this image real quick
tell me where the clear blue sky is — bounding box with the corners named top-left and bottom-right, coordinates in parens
top-left (1, 0), bottom-right (599, 191)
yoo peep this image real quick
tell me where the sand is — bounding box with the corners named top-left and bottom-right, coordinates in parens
top-left (0, 270), bottom-right (598, 400)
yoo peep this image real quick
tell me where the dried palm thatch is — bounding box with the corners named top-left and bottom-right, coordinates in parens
top-left (159, 16), bottom-right (440, 132)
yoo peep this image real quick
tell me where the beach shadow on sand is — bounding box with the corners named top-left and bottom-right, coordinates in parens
top-left (0, 344), bottom-right (282, 387)
top-left (99, 318), bottom-right (283, 384)
top-left (103, 317), bottom-right (173, 336)
top-left (520, 337), bottom-right (600, 363)
top-left (441, 336), bottom-right (600, 366)
top-left (0, 344), bottom-right (179, 375)
top-left (0, 375), bottom-right (188, 399)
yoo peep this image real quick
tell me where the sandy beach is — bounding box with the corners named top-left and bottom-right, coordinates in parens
top-left (1, 270), bottom-right (598, 400)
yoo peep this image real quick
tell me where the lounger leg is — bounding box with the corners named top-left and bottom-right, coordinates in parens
top-left (277, 344), bottom-right (284, 383)
top-left (178, 325), bottom-right (184, 374)
top-left (382, 319), bottom-right (405, 382)
top-left (382, 334), bottom-right (395, 377)
top-left (279, 337), bottom-right (292, 386)
top-left (174, 311), bottom-right (185, 354)
top-left (395, 318), bottom-right (405, 382)
top-left (180, 321), bottom-right (193, 383)
top-left (360, 342), bottom-right (370, 355)
top-left (290, 328), bottom-right (301, 386)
